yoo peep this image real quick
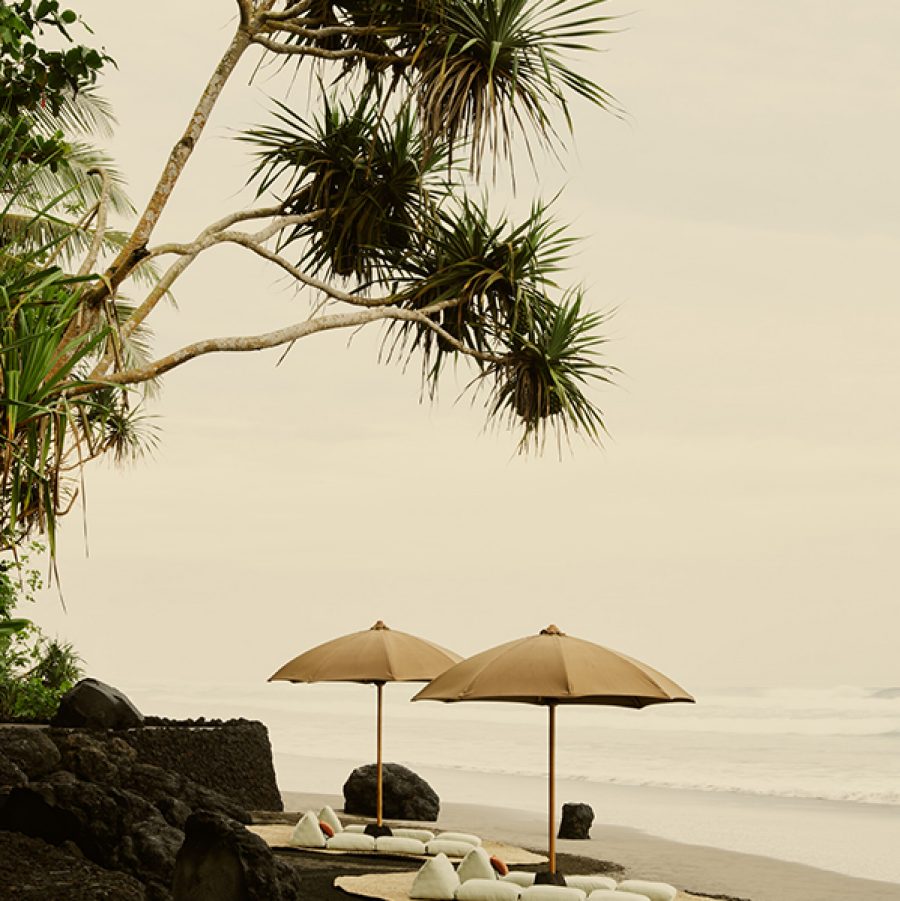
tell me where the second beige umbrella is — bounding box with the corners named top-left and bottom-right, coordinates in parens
top-left (413, 624), bottom-right (693, 874)
top-left (269, 620), bottom-right (461, 825)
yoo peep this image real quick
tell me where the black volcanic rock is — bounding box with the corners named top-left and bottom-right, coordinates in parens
top-left (0, 831), bottom-right (145, 900)
top-left (52, 678), bottom-right (144, 730)
top-left (0, 726), bottom-right (61, 778)
top-left (557, 802), bottom-right (594, 839)
top-left (173, 810), bottom-right (303, 901)
top-left (343, 762), bottom-right (439, 821)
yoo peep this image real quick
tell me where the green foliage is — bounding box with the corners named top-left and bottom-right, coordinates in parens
top-left (245, 0), bottom-right (619, 452)
top-left (0, 545), bottom-right (82, 722)
top-left (0, 0), bottom-right (112, 118)
top-left (247, 92), bottom-right (448, 280)
top-left (1, 121), bottom-right (157, 550)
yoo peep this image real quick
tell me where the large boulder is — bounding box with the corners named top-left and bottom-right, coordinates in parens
top-left (0, 726), bottom-right (61, 778)
top-left (51, 678), bottom-right (144, 730)
top-left (343, 762), bottom-right (440, 821)
top-left (172, 810), bottom-right (303, 901)
top-left (557, 802), bottom-right (594, 839)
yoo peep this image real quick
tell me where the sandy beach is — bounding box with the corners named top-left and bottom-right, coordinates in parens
top-left (283, 790), bottom-right (900, 901)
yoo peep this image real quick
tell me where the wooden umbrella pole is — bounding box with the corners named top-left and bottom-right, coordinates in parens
top-left (548, 702), bottom-right (557, 874)
top-left (376, 681), bottom-right (384, 826)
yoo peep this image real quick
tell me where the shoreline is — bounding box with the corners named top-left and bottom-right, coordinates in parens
top-left (274, 752), bottom-right (900, 885)
top-left (282, 789), bottom-right (900, 901)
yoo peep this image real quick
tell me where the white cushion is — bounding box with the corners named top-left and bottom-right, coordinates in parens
top-left (617, 882), bottom-right (676, 901)
top-left (519, 887), bottom-right (586, 901)
top-left (502, 873), bottom-right (536, 887)
top-left (438, 832), bottom-right (482, 846)
top-left (456, 878), bottom-right (523, 901)
top-left (458, 847), bottom-right (497, 883)
top-left (344, 823), bottom-right (366, 833)
top-left (290, 811), bottom-right (326, 848)
top-left (325, 832), bottom-right (376, 851)
top-left (411, 853), bottom-right (460, 900)
top-left (318, 805), bottom-right (343, 834)
top-left (394, 827), bottom-right (437, 842)
top-left (427, 839), bottom-right (477, 858)
top-left (565, 877), bottom-right (617, 892)
top-left (586, 892), bottom-right (647, 901)
top-left (376, 835), bottom-right (428, 854)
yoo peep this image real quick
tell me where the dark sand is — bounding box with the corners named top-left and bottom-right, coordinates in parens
top-left (282, 791), bottom-right (900, 901)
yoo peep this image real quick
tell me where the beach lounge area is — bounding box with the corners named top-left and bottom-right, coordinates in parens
top-left (251, 801), bottom-right (713, 901)
top-left (240, 790), bottom-right (900, 901)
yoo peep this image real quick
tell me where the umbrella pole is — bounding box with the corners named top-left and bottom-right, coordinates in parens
top-left (376, 681), bottom-right (384, 826)
top-left (548, 702), bottom-right (557, 874)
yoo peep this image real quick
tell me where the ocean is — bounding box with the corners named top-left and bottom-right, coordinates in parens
top-left (124, 681), bottom-right (900, 884)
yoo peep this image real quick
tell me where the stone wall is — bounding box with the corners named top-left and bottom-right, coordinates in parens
top-left (122, 718), bottom-right (283, 812)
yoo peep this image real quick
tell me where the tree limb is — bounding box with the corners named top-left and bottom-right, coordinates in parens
top-left (84, 302), bottom-right (506, 389)
top-left (76, 167), bottom-right (111, 278)
top-left (252, 33), bottom-right (409, 65)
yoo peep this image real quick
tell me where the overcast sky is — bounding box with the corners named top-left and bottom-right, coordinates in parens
top-left (32, 1), bottom-right (900, 691)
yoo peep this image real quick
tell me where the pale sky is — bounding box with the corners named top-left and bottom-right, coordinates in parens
top-left (32, 2), bottom-right (900, 691)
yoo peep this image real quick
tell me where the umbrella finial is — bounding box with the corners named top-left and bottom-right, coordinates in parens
top-left (541, 624), bottom-right (564, 636)
top-left (371, 620), bottom-right (389, 631)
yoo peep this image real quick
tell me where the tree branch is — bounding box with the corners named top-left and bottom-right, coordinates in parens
top-left (83, 302), bottom-right (505, 389)
top-left (252, 33), bottom-right (409, 65)
top-left (76, 167), bottom-right (110, 278)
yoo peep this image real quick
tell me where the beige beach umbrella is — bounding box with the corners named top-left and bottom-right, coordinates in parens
top-left (413, 624), bottom-right (693, 874)
top-left (269, 620), bottom-right (462, 825)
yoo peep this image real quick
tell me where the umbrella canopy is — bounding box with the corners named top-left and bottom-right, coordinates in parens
top-left (413, 624), bottom-right (693, 872)
top-left (269, 619), bottom-right (462, 685)
top-left (270, 620), bottom-right (461, 825)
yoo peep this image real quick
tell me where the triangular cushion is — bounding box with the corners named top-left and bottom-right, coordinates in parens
top-left (290, 811), bottom-right (326, 848)
top-left (318, 805), bottom-right (343, 834)
top-left (410, 853), bottom-right (460, 900)
top-left (457, 847), bottom-right (497, 883)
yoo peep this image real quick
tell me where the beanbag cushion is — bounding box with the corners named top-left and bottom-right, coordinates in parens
top-left (319, 821), bottom-right (335, 838)
top-left (501, 873), bottom-right (535, 888)
top-left (586, 892), bottom-right (648, 901)
top-left (438, 832), bottom-right (481, 846)
top-left (375, 835), bottom-right (428, 854)
top-left (290, 811), bottom-right (326, 848)
top-left (519, 887), bottom-right (586, 901)
top-left (427, 839), bottom-right (477, 858)
top-left (394, 828), bottom-right (437, 843)
top-left (617, 882), bottom-right (676, 901)
top-left (490, 856), bottom-right (509, 877)
top-left (318, 805), bottom-right (343, 834)
top-left (410, 853), bottom-right (460, 900)
top-left (565, 876), bottom-right (616, 892)
top-left (455, 878), bottom-right (523, 900)
top-left (325, 832), bottom-right (376, 851)
top-left (458, 847), bottom-right (497, 883)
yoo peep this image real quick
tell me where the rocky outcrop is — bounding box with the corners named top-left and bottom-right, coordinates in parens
top-left (343, 762), bottom-right (440, 821)
top-left (0, 726), bottom-right (297, 900)
top-left (557, 802), bottom-right (594, 839)
top-left (0, 726), bottom-right (61, 778)
top-left (172, 811), bottom-right (303, 901)
top-left (0, 830), bottom-right (146, 900)
top-left (52, 678), bottom-right (145, 730)
top-left (125, 718), bottom-right (283, 812)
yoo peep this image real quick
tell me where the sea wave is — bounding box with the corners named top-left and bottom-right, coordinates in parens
top-left (384, 758), bottom-right (900, 807)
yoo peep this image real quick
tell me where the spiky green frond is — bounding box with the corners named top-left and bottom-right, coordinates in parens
top-left (244, 92), bottom-right (449, 280)
top-left (481, 289), bottom-right (615, 451)
top-left (382, 195), bottom-right (576, 384)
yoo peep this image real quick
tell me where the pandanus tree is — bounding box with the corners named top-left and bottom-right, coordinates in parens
top-left (2, 0), bottom-right (620, 554)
